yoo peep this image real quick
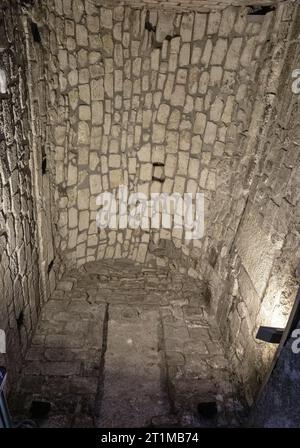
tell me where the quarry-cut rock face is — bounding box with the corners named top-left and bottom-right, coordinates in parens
top-left (0, 0), bottom-right (300, 427)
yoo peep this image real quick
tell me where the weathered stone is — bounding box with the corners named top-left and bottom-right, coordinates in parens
top-left (193, 112), bottom-right (206, 135)
top-left (157, 104), bottom-right (170, 124)
top-left (204, 121), bottom-right (217, 145)
top-left (78, 122), bottom-right (90, 145)
top-left (100, 8), bottom-right (113, 29)
top-left (153, 124), bottom-right (166, 144)
top-left (225, 38), bottom-right (243, 70)
top-left (170, 85), bottom-right (185, 107)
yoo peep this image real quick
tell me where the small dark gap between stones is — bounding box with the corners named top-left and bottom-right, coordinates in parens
top-left (47, 259), bottom-right (54, 274)
top-left (30, 20), bottom-right (41, 43)
top-left (152, 176), bottom-right (165, 183)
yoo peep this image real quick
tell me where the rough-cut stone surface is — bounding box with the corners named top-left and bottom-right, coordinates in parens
top-left (0, 0), bottom-right (59, 391)
top-left (217, 7), bottom-right (300, 405)
top-left (12, 260), bottom-right (243, 428)
top-left (44, 0), bottom-right (289, 275)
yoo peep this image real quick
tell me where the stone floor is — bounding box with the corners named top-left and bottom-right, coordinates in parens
top-left (12, 260), bottom-right (245, 427)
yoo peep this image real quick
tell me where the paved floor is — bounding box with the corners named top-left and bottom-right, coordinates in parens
top-left (12, 260), bottom-right (244, 427)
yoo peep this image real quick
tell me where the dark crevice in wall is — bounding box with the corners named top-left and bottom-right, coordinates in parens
top-left (16, 311), bottom-right (24, 330)
top-left (165, 34), bottom-right (180, 41)
top-left (47, 259), bottom-right (54, 274)
top-left (29, 20), bottom-right (41, 43)
top-left (42, 158), bottom-right (47, 174)
top-left (145, 21), bottom-right (156, 33)
top-left (21, 0), bottom-right (35, 5)
top-left (247, 6), bottom-right (276, 16)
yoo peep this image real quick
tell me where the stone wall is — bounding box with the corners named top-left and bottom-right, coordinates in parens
top-left (216, 4), bottom-right (300, 404)
top-left (0, 0), bottom-right (60, 389)
top-left (45, 1), bottom-right (279, 276)
top-left (24, 0), bottom-right (299, 406)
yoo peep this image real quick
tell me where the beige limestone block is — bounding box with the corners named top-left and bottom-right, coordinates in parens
top-left (165, 154), bottom-right (177, 177)
top-left (68, 208), bottom-right (78, 229)
top-left (179, 43), bottom-right (190, 67)
top-left (166, 131), bottom-right (179, 153)
top-left (207, 11), bottom-right (221, 35)
top-left (79, 210), bottom-right (89, 231)
top-left (76, 24), bottom-right (88, 47)
top-left (79, 84), bottom-right (91, 104)
top-left (78, 122), bottom-right (90, 145)
top-left (199, 168), bottom-right (208, 188)
top-left (211, 38), bottom-right (228, 65)
top-left (110, 169), bottom-right (123, 188)
top-left (204, 122), bottom-right (217, 145)
top-left (157, 104), bottom-right (170, 124)
top-left (198, 71), bottom-right (209, 95)
top-left (188, 158), bottom-right (200, 179)
top-left (153, 124), bottom-right (166, 144)
top-left (202, 40), bottom-right (213, 67)
top-left (109, 154), bottom-right (121, 168)
top-left (87, 16), bottom-right (99, 33)
top-left (100, 8), bottom-right (113, 29)
top-left (194, 14), bottom-right (206, 41)
top-left (90, 175), bottom-right (102, 195)
top-left (92, 102), bottom-right (103, 125)
top-left (137, 143), bottom-right (151, 162)
top-left (168, 109), bottom-right (181, 130)
top-left (170, 85), bottom-right (185, 107)
top-left (191, 135), bottom-right (202, 155)
top-left (225, 38), bottom-right (243, 71)
top-left (180, 13), bottom-right (193, 42)
top-left (210, 97), bottom-right (224, 122)
top-left (78, 188), bottom-right (90, 210)
top-left (219, 7), bottom-right (236, 37)
top-left (193, 112), bottom-right (207, 135)
top-left (79, 105), bottom-right (91, 121)
top-left (177, 152), bottom-right (189, 176)
top-left (140, 163), bottom-right (152, 182)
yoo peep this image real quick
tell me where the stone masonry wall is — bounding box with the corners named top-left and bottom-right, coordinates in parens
top-left (32, 0), bottom-right (298, 406)
top-left (217, 4), bottom-right (300, 404)
top-left (44, 0), bottom-right (279, 275)
top-left (0, 0), bottom-right (60, 390)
